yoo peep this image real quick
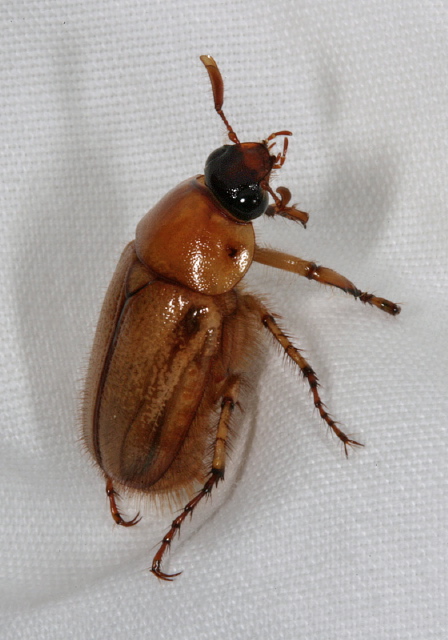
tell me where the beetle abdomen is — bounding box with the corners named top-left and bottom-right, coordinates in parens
top-left (100, 290), bottom-right (223, 489)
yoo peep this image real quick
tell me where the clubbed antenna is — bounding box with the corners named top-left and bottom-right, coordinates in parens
top-left (200, 55), bottom-right (240, 144)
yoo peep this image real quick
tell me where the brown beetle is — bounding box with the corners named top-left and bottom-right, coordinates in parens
top-left (82, 55), bottom-right (400, 581)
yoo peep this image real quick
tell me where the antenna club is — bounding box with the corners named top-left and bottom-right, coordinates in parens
top-left (199, 54), bottom-right (217, 69)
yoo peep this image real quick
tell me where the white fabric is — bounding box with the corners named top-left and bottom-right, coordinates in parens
top-left (1, 1), bottom-right (447, 638)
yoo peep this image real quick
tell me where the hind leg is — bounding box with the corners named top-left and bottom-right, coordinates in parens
top-left (151, 374), bottom-right (240, 581)
top-left (106, 477), bottom-right (141, 527)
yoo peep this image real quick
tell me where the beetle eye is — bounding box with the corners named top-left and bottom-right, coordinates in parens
top-left (204, 145), bottom-right (270, 222)
top-left (227, 184), bottom-right (268, 219)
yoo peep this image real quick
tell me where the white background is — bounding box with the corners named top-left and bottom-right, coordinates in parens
top-left (1, 1), bottom-right (447, 639)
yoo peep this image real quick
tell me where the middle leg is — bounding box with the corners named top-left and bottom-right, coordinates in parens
top-left (243, 294), bottom-right (362, 455)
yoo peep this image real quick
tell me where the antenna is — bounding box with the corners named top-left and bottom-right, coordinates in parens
top-left (200, 55), bottom-right (240, 144)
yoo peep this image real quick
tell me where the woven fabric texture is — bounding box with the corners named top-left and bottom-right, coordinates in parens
top-left (1, 1), bottom-right (447, 638)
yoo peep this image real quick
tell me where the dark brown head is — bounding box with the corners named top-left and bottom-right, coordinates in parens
top-left (204, 142), bottom-right (274, 221)
top-left (200, 55), bottom-right (309, 228)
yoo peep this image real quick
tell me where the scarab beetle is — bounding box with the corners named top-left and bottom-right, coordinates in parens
top-left (82, 55), bottom-right (400, 581)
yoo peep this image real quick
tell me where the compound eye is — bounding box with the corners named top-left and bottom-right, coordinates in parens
top-left (204, 145), bottom-right (270, 222)
top-left (226, 184), bottom-right (268, 221)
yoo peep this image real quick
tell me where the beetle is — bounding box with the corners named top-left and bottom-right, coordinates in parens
top-left (82, 55), bottom-right (400, 581)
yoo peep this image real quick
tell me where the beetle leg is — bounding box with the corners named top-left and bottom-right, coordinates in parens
top-left (243, 295), bottom-right (362, 455)
top-left (151, 375), bottom-right (240, 581)
top-left (253, 245), bottom-right (401, 316)
top-left (106, 477), bottom-right (142, 527)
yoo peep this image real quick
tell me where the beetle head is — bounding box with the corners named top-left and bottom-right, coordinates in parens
top-left (201, 55), bottom-right (308, 228)
top-left (204, 142), bottom-right (274, 221)
top-left (201, 55), bottom-right (276, 222)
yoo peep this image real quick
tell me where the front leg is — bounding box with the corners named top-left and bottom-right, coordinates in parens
top-left (253, 246), bottom-right (400, 316)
